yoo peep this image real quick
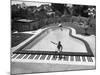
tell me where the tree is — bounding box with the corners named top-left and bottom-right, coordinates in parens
top-left (51, 3), bottom-right (65, 16)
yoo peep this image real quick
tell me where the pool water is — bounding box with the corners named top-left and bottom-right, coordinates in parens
top-left (23, 28), bottom-right (87, 53)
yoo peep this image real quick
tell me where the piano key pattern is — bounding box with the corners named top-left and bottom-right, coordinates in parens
top-left (11, 54), bottom-right (95, 66)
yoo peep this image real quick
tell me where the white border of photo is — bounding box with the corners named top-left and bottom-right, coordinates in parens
top-left (0, 0), bottom-right (97, 75)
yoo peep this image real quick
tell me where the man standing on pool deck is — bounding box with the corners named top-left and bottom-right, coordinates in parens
top-left (50, 41), bottom-right (63, 58)
top-left (58, 24), bottom-right (63, 31)
top-left (57, 41), bottom-right (63, 59)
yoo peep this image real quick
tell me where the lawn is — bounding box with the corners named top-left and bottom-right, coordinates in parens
top-left (11, 33), bottom-right (33, 47)
top-left (62, 22), bottom-right (96, 35)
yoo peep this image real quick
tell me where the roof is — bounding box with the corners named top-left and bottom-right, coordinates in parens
top-left (17, 19), bottom-right (34, 23)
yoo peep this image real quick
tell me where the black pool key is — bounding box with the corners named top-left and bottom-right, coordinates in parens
top-left (46, 55), bottom-right (51, 60)
top-left (40, 55), bottom-right (46, 60)
top-left (34, 55), bottom-right (40, 60)
top-left (16, 54), bottom-right (25, 59)
top-left (51, 55), bottom-right (57, 60)
top-left (70, 56), bottom-right (74, 61)
top-left (23, 54), bottom-right (29, 59)
top-left (87, 57), bottom-right (93, 62)
top-left (75, 56), bottom-right (81, 61)
top-left (12, 54), bottom-right (18, 59)
top-left (64, 56), bottom-right (69, 61)
top-left (82, 56), bottom-right (86, 62)
top-left (28, 54), bottom-right (35, 59)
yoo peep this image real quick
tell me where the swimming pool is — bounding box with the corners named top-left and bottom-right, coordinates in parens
top-left (13, 27), bottom-right (93, 56)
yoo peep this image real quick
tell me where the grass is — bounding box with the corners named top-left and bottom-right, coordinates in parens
top-left (62, 22), bottom-right (96, 35)
top-left (11, 33), bottom-right (33, 47)
top-left (41, 16), bottom-right (96, 35)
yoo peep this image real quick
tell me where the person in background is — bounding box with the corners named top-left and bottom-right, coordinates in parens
top-left (58, 24), bottom-right (63, 31)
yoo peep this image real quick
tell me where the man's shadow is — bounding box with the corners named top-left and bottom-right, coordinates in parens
top-left (53, 51), bottom-right (63, 60)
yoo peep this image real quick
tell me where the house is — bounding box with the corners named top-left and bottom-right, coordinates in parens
top-left (12, 19), bottom-right (35, 32)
